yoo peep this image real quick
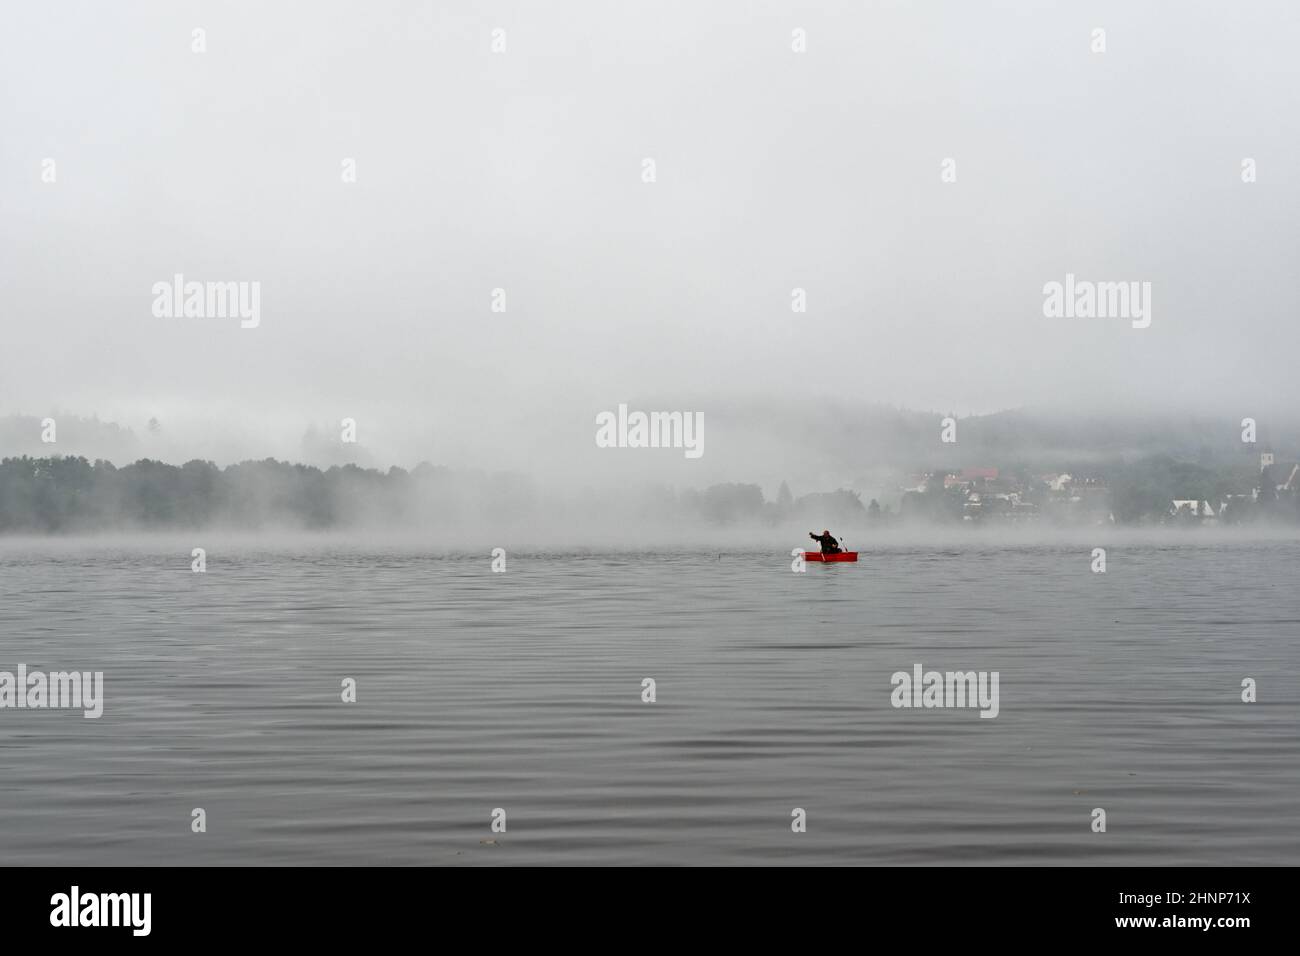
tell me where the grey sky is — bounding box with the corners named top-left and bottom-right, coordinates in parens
top-left (2, 1), bottom-right (1298, 480)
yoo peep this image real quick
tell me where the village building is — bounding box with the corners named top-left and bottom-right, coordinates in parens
top-left (1169, 499), bottom-right (1216, 521)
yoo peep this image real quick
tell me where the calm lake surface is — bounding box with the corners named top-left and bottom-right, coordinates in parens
top-left (1, 538), bottom-right (1297, 865)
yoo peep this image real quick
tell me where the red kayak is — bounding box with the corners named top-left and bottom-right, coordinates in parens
top-left (804, 551), bottom-right (858, 562)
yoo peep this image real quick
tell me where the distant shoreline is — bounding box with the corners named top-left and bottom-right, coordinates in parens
top-left (4, 451), bottom-right (1298, 536)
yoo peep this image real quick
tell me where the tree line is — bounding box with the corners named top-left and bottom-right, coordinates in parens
top-left (1, 454), bottom-right (1295, 533)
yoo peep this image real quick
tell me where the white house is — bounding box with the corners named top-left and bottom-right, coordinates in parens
top-left (1041, 473), bottom-right (1073, 492)
top-left (1169, 499), bottom-right (1215, 519)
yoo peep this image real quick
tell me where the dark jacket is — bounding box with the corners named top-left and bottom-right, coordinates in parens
top-left (809, 532), bottom-right (841, 554)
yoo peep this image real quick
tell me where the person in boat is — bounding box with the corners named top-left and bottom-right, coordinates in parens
top-left (809, 530), bottom-right (842, 554)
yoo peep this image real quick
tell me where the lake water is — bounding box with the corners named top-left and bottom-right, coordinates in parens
top-left (1, 537), bottom-right (1297, 865)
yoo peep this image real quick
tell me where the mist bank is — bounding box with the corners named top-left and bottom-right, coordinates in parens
top-left (2, 451), bottom-right (1298, 542)
top-left (4, 525), bottom-right (1300, 559)
top-left (5, 404), bottom-right (1298, 492)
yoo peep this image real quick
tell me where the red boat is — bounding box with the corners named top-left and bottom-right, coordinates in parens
top-left (803, 551), bottom-right (858, 562)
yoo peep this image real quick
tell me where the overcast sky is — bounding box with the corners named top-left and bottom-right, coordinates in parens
top-left (2, 1), bottom-right (1298, 480)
